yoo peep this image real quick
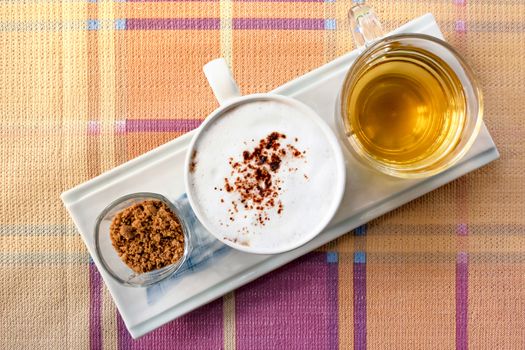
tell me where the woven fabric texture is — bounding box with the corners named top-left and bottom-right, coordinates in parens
top-left (1, 0), bottom-right (524, 349)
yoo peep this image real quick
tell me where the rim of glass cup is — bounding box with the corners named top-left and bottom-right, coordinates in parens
top-left (339, 33), bottom-right (484, 179)
top-left (94, 192), bottom-right (192, 287)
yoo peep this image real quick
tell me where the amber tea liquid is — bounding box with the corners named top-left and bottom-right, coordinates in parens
top-left (345, 48), bottom-right (466, 169)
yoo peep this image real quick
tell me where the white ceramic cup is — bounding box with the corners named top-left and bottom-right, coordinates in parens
top-left (184, 58), bottom-right (346, 254)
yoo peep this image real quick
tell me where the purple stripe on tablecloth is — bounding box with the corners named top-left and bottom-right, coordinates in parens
top-left (456, 252), bottom-right (469, 350)
top-left (233, 18), bottom-right (326, 30)
top-left (87, 120), bottom-right (101, 135)
top-left (117, 298), bottom-right (223, 349)
top-left (126, 18), bottom-right (220, 30)
top-left (327, 252), bottom-right (339, 349)
top-left (89, 261), bottom-right (102, 350)
top-left (236, 252), bottom-right (334, 349)
top-left (117, 313), bottom-right (133, 350)
top-left (354, 252), bottom-right (366, 350)
top-left (457, 223), bottom-right (469, 236)
top-left (125, 119), bottom-right (202, 133)
top-left (455, 20), bottom-right (467, 33)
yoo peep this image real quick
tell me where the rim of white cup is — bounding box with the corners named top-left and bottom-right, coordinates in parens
top-left (184, 93), bottom-right (346, 254)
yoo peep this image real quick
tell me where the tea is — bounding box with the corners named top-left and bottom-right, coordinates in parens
top-left (344, 50), bottom-right (466, 168)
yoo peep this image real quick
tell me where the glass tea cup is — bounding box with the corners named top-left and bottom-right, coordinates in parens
top-left (336, 2), bottom-right (483, 179)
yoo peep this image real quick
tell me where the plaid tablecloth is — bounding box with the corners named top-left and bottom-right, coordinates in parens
top-left (1, 0), bottom-right (523, 349)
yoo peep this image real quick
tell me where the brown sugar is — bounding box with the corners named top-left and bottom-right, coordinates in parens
top-left (109, 200), bottom-right (185, 274)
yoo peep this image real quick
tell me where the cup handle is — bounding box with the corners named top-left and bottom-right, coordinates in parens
top-left (203, 58), bottom-right (241, 106)
top-left (348, 1), bottom-right (384, 48)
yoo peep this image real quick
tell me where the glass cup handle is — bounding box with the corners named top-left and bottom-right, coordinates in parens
top-left (348, 1), bottom-right (384, 49)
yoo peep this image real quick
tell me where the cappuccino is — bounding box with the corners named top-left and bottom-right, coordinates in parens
top-left (187, 99), bottom-right (343, 252)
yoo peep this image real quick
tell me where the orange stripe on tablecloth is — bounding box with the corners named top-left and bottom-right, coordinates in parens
top-left (125, 132), bottom-right (186, 159)
top-left (124, 30), bottom-right (218, 120)
top-left (368, 261), bottom-right (456, 349)
top-left (469, 263), bottom-right (525, 349)
top-left (233, 2), bottom-right (325, 18)
top-left (337, 248), bottom-right (354, 349)
top-left (357, 235), bottom-right (525, 253)
top-left (233, 30), bottom-right (324, 93)
top-left (114, 2), bottom-right (220, 19)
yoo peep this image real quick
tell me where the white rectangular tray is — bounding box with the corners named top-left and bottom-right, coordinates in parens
top-left (61, 13), bottom-right (499, 339)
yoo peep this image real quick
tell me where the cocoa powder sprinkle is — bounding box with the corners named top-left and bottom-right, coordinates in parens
top-left (189, 151), bottom-right (198, 173)
top-left (219, 132), bottom-right (305, 226)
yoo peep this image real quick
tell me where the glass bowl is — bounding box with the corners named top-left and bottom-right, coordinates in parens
top-left (94, 192), bottom-right (192, 287)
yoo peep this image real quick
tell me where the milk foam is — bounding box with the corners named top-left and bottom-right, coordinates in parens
top-left (189, 99), bottom-right (341, 252)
